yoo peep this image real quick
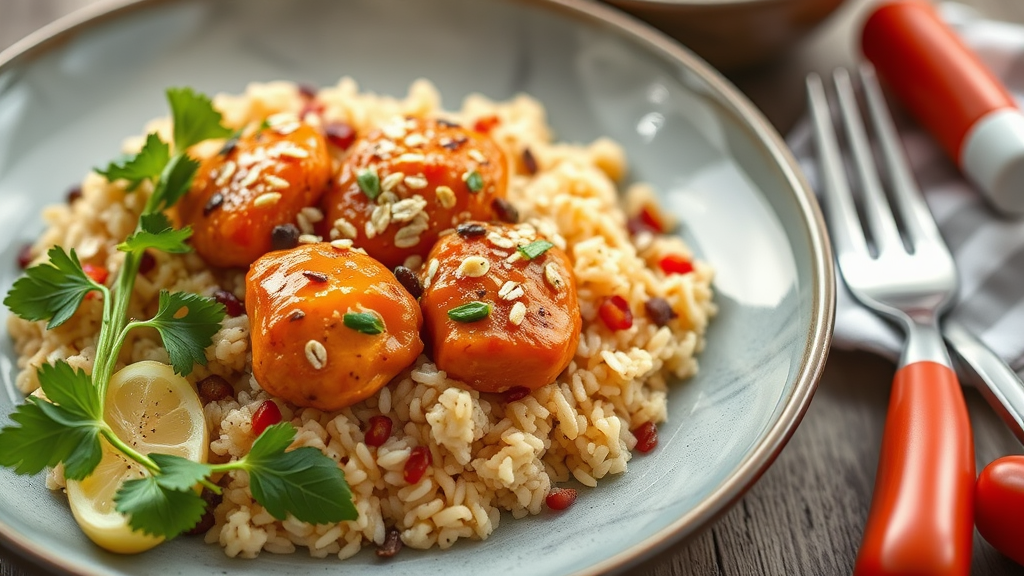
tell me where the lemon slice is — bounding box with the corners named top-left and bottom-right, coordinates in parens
top-left (66, 361), bottom-right (208, 554)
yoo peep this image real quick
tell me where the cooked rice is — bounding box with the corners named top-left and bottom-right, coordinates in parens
top-left (8, 78), bottom-right (716, 558)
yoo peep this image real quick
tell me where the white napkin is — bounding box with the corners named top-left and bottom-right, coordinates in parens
top-left (786, 2), bottom-right (1024, 372)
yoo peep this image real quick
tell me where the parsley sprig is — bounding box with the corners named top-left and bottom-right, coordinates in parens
top-left (0, 88), bottom-right (356, 541)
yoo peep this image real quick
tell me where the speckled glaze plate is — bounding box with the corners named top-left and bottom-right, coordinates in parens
top-left (0, 0), bottom-right (833, 574)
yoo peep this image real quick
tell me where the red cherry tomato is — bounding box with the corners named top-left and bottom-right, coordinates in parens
top-left (976, 455), bottom-right (1024, 566)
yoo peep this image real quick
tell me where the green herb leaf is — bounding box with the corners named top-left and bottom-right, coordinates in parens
top-left (357, 168), bottom-right (381, 200)
top-left (465, 170), bottom-right (483, 193)
top-left (36, 361), bottom-right (101, 421)
top-left (343, 312), bottom-right (384, 335)
top-left (115, 475), bottom-right (207, 539)
top-left (149, 453), bottom-right (213, 491)
top-left (166, 87), bottom-right (233, 152)
top-left (119, 213), bottom-right (192, 254)
top-left (148, 154), bottom-right (200, 213)
top-left (138, 291), bottom-right (226, 375)
top-left (517, 239), bottom-right (554, 260)
top-left (0, 397), bottom-right (103, 480)
top-left (244, 423), bottom-right (356, 524)
top-left (95, 133), bottom-right (171, 190)
top-left (3, 247), bottom-right (101, 329)
top-left (448, 301), bottom-right (491, 323)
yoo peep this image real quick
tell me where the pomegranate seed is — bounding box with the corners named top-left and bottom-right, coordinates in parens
top-left (545, 487), bottom-right (578, 511)
top-left (251, 400), bottom-right (282, 436)
top-left (16, 244), bottom-right (33, 269)
top-left (626, 215), bottom-right (658, 236)
top-left (503, 387), bottom-right (530, 402)
top-left (598, 295), bottom-right (633, 331)
top-left (473, 115), bottom-right (500, 133)
top-left (198, 375), bottom-right (233, 404)
top-left (364, 415), bottom-right (393, 447)
top-left (138, 251), bottom-right (156, 274)
top-left (325, 121), bottom-right (356, 150)
top-left (81, 264), bottom-right (108, 285)
top-left (633, 421), bottom-right (658, 453)
top-left (66, 186), bottom-right (83, 204)
top-left (659, 254), bottom-right (693, 276)
top-left (404, 446), bottom-right (432, 484)
top-left (638, 206), bottom-right (665, 233)
top-left (214, 289), bottom-right (244, 317)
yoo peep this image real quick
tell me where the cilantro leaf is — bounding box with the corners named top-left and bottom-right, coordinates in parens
top-left (119, 213), bottom-right (192, 254)
top-left (244, 423), bottom-right (356, 524)
top-left (4, 247), bottom-right (101, 329)
top-left (138, 291), bottom-right (225, 375)
top-left (149, 453), bottom-right (212, 491)
top-left (115, 475), bottom-right (206, 539)
top-left (166, 87), bottom-right (233, 152)
top-left (517, 239), bottom-right (554, 260)
top-left (0, 397), bottom-right (103, 480)
top-left (95, 133), bottom-right (170, 190)
top-left (37, 361), bottom-right (101, 421)
top-left (148, 154), bottom-right (200, 213)
top-left (343, 312), bottom-right (384, 335)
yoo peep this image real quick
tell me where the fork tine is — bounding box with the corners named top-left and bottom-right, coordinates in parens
top-left (832, 68), bottom-right (904, 255)
top-left (858, 63), bottom-right (945, 248)
top-left (806, 73), bottom-right (870, 260)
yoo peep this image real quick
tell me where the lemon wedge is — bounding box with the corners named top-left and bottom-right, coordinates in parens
top-left (66, 361), bottom-right (208, 554)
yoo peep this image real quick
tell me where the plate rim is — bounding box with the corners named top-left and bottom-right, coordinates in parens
top-left (0, 0), bottom-right (835, 574)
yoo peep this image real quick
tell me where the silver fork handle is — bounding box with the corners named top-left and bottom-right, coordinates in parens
top-left (944, 319), bottom-right (1024, 445)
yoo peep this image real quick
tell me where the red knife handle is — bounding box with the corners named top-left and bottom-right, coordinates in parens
top-left (862, 0), bottom-right (1016, 164)
top-left (853, 361), bottom-right (975, 576)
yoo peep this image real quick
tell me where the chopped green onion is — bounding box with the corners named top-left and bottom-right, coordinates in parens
top-left (343, 312), bottom-right (385, 335)
top-left (448, 301), bottom-right (491, 323)
top-left (465, 170), bottom-right (483, 193)
top-left (517, 239), bottom-right (554, 260)
top-left (357, 168), bottom-right (381, 200)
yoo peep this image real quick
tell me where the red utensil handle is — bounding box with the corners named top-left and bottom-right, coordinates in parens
top-left (853, 361), bottom-right (975, 576)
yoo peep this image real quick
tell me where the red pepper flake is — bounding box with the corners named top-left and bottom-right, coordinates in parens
top-left (364, 415), bottom-right (393, 448)
top-left (598, 295), bottom-right (633, 331)
top-left (214, 289), bottom-right (244, 317)
top-left (659, 254), bottom-right (693, 276)
top-left (82, 263), bottom-right (109, 285)
top-left (138, 251), bottom-right (156, 275)
top-left (503, 387), bottom-right (530, 403)
top-left (644, 297), bottom-right (677, 327)
top-left (324, 121), bottom-right (356, 150)
top-left (16, 244), bottom-right (33, 269)
top-left (251, 400), bottom-right (282, 436)
top-left (302, 271), bottom-right (329, 283)
top-left (198, 375), bottom-right (233, 404)
top-left (473, 115), bottom-right (500, 133)
top-left (376, 527), bottom-right (403, 558)
top-left (545, 487), bottom-right (578, 511)
top-left (66, 186), bottom-right (83, 204)
top-left (404, 446), bottom-right (432, 484)
top-left (632, 421), bottom-right (658, 453)
top-left (521, 148), bottom-right (538, 175)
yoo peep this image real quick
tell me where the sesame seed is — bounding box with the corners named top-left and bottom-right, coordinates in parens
top-left (457, 255), bottom-right (490, 278)
top-left (267, 112), bottom-right (299, 127)
top-left (253, 192), bottom-right (282, 207)
top-left (509, 302), bottom-right (527, 325)
top-left (436, 185), bottom-right (456, 209)
top-left (506, 251), bottom-right (522, 264)
top-left (397, 153), bottom-right (426, 164)
top-left (468, 149), bottom-right (486, 163)
top-left (330, 239), bottom-right (354, 250)
top-left (424, 258), bottom-right (439, 289)
top-left (404, 133), bottom-right (427, 147)
top-left (298, 234), bottom-right (321, 244)
top-left (369, 204), bottom-right (391, 236)
top-left (304, 340), bottom-right (328, 370)
top-left (301, 206), bottom-right (324, 222)
top-left (275, 122), bottom-right (301, 135)
top-left (296, 212), bottom-right (314, 235)
top-left (215, 161), bottom-right (237, 186)
top-left (377, 191), bottom-right (399, 205)
top-left (277, 145), bottom-right (310, 159)
top-left (376, 140), bottom-right (397, 156)
top-left (381, 172), bottom-right (405, 192)
top-left (265, 174), bottom-right (290, 190)
top-left (240, 166), bottom-right (262, 188)
top-left (404, 175), bottom-right (428, 189)
top-left (382, 121), bottom-right (407, 140)
top-left (487, 232), bottom-right (515, 249)
top-left (331, 217), bottom-right (358, 240)
top-left (498, 281), bottom-right (518, 299)
top-left (393, 224), bottom-right (423, 248)
top-left (391, 195), bottom-right (428, 223)
top-left (544, 262), bottom-right (564, 290)
top-left (403, 254), bottom-right (423, 270)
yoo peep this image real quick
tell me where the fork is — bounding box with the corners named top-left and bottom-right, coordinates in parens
top-left (807, 65), bottom-right (975, 576)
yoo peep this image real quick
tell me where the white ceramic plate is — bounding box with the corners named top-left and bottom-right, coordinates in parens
top-left (0, 0), bottom-right (834, 574)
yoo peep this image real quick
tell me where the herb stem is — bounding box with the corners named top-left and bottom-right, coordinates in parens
top-left (100, 427), bottom-right (160, 474)
top-left (95, 251), bottom-right (142, 398)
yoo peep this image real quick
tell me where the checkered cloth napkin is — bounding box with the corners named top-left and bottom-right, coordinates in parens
top-left (786, 2), bottom-right (1024, 373)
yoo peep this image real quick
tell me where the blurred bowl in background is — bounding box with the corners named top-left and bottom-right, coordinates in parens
top-left (605, 0), bottom-right (847, 71)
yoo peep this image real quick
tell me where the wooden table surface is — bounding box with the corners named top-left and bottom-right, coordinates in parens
top-left (3, 0), bottom-right (1024, 575)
